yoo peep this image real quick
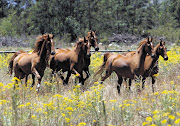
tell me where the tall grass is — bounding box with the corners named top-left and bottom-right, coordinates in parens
top-left (0, 46), bottom-right (180, 126)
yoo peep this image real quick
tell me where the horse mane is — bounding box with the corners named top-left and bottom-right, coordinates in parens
top-left (137, 37), bottom-right (153, 50)
top-left (33, 34), bottom-right (49, 53)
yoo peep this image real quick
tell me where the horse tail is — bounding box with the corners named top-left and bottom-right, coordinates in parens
top-left (8, 53), bottom-right (18, 75)
top-left (8, 51), bottom-right (25, 75)
top-left (94, 53), bottom-right (112, 77)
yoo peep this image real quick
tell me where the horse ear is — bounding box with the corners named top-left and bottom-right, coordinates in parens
top-left (91, 31), bottom-right (93, 36)
top-left (84, 37), bottom-right (87, 43)
top-left (151, 37), bottom-right (153, 42)
top-left (147, 37), bottom-right (150, 44)
top-left (160, 40), bottom-right (163, 46)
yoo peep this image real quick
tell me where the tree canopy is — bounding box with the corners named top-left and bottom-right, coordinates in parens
top-left (0, 0), bottom-right (180, 42)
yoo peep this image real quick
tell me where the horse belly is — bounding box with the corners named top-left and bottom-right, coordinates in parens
top-left (114, 66), bottom-right (134, 79)
top-left (57, 60), bottom-right (70, 72)
top-left (19, 62), bottom-right (32, 74)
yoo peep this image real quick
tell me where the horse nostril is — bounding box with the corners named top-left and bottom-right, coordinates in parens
top-left (164, 57), bottom-right (168, 61)
top-left (95, 48), bottom-right (99, 51)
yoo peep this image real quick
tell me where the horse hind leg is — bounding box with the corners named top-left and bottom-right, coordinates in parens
top-left (100, 70), bottom-right (112, 84)
top-left (152, 76), bottom-right (156, 93)
top-left (117, 76), bottom-right (123, 94)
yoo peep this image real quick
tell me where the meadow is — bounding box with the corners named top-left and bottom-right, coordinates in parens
top-left (0, 45), bottom-right (180, 126)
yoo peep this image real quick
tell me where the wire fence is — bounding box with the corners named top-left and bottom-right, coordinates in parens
top-left (0, 50), bottom-right (170, 54)
top-left (0, 49), bottom-right (170, 54)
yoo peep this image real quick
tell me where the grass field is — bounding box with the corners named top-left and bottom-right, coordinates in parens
top-left (0, 46), bottom-right (180, 126)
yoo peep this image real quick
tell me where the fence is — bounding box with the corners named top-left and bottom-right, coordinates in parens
top-left (0, 49), bottom-right (170, 54)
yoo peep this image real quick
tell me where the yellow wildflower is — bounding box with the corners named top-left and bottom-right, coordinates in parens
top-left (153, 110), bottom-right (159, 114)
top-left (161, 119), bottom-right (167, 124)
top-left (65, 107), bottom-right (73, 111)
top-left (168, 115), bottom-right (175, 120)
top-left (62, 113), bottom-right (65, 117)
top-left (163, 112), bottom-right (170, 117)
top-left (176, 112), bottom-right (180, 116)
top-left (142, 122), bottom-right (149, 125)
top-left (175, 119), bottom-right (180, 124)
top-left (65, 118), bottom-right (70, 122)
top-left (77, 122), bottom-right (86, 126)
top-left (146, 117), bottom-right (152, 122)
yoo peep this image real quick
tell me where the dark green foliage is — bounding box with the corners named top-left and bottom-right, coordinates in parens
top-left (0, 0), bottom-right (179, 42)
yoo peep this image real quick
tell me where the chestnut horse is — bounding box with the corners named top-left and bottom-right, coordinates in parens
top-left (123, 40), bottom-right (168, 92)
top-left (8, 34), bottom-right (55, 87)
top-left (82, 31), bottom-right (99, 83)
top-left (95, 37), bottom-right (155, 94)
top-left (13, 34), bottom-right (54, 92)
top-left (50, 37), bottom-right (91, 85)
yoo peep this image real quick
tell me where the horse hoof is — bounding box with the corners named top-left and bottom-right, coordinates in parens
top-left (63, 81), bottom-right (68, 86)
top-left (77, 83), bottom-right (82, 86)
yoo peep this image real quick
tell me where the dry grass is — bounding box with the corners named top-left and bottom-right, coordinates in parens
top-left (0, 46), bottom-right (180, 126)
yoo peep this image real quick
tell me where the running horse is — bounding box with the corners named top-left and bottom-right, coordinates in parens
top-left (123, 40), bottom-right (168, 92)
top-left (50, 37), bottom-right (91, 85)
top-left (12, 34), bottom-right (55, 92)
top-left (82, 31), bottom-right (99, 84)
top-left (8, 34), bottom-right (55, 87)
top-left (95, 37), bottom-right (155, 94)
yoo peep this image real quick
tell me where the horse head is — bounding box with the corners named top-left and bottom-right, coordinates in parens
top-left (145, 37), bottom-right (155, 58)
top-left (76, 37), bottom-right (91, 58)
top-left (41, 34), bottom-right (54, 58)
top-left (87, 31), bottom-right (99, 51)
top-left (156, 40), bottom-right (168, 61)
top-left (83, 37), bottom-right (91, 58)
top-left (48, 34), bottom-right (55, 55)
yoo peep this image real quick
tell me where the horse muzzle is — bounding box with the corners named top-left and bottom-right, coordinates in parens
top-left (164, 56), bottom-right (168, 61)
top-left (86, 53), bottom-right (91, 58)
top-left (151, 54), bottom-right (156, 58)
top-left (51, 51), bottom-right (56, 55)
top-left (95, 47), bottom-right (99, 51)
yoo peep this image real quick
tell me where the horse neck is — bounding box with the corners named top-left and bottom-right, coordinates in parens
top-left (134, 44), bottom-right (148, 75)
top-left (74, 45), bottom-right (85, 61)
top-left (38, 41), bottom-right (49, 63)
top-left (150, 45), bottom-right (160, 67)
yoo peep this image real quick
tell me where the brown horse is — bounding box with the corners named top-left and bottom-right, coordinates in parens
top-left (95, 37), bottom-right (155, 94)
top-left (13, 34), bottom-right (54, 92)
top-left (8, 34), bottom-right (55, 87)
top-left (81, 31), bottom-right (99, 83)
top-left (50, 37), bottom-right (91, 85)
top-left (123, 40), bottom-right (168, 92)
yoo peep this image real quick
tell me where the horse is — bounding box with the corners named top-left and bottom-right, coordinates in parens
top-left (50, 37), bottom-right (91, 85)
top-left (94, 37), bottom-right (155, 94)
top-left (8, 34), bottom-right (55, 87)
top-left (12, 34), bottom-right (55, 92)
top-left (123, 40), bottom-right (168, 92)
top-left (81, 31), bottom-right (99, 83)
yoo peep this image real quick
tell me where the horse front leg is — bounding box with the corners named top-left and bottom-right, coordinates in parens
top-left (152, 76), bottom-right (156, 93)
top-left (78, 72), bottom-right (84, 86)
top-left (142, 77), bottom-right (146, 90)
top-left (25, 74), bottom-right (28, 87)
top-left (63, 71), bottom-right (72, 85)
top-left (31, 67), bottom-right (41, 80)
top-left (36, 78), bottom-right (42, 93)
top-left (31, 74), bottom-right (35, 87)
top-left (84, 67), bottom-right (90, 80)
